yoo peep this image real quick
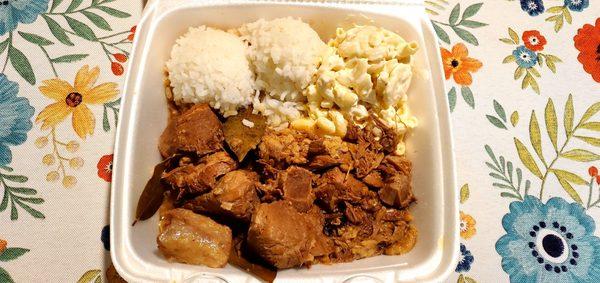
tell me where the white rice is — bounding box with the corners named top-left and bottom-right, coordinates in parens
top-left (166, 26), bottom-right (256, 117)
top-left (237, 17), bottom-right (327, 126)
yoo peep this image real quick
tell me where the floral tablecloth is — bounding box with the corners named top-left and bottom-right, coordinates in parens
top-left (1, 0), bottom-right (599, 282)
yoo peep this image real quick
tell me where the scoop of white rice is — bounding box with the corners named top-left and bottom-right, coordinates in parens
top-left (238, 17), bottom-right (327, 102)
top-left (166, 26), bottom-right (255, 117)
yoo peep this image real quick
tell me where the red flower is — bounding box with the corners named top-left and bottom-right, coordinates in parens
top-left (127, 25), bottom-right (137, 41)
top-left (522, 30), bottom-right (547, 51)
top-left (113, 53), bottom-right (127, 63)
top-left (574, 18), bottom-right (600, 83)
top-left (97, 154), bottom-right (114, 182)
top-left (111, 62), bottom-right (124, 76)
top-left (590, 166), bottom-right (599, 177)
top-left (597, 176), bottom-right (600, 185)
top-left (0, 239), bottom-right (6, 253)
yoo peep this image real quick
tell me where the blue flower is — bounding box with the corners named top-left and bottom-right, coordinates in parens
top-left (496, 196), bottom-right (600, 282)
top-left (101, 225), bottom-right (110, 251)
top-left (456, 243), bottom-right (474, 272)
top-left (520, 0), bottom-right (545, 16)
top-left (0, 0), bottom-right (49, 35)
top-left (565, 0), bottom-right (589, 12)
top-left (513, 46), bottom-right (538, 68)
top-left (0, 75), bottom-right (34, 166)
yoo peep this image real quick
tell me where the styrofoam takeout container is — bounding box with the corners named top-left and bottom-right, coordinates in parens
top-left (111, 0), bottom-right (458, 282)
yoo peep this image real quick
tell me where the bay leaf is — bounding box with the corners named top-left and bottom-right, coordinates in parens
top-left (134, 159), bottom-right (170, 224)
top-left (223, 108), bottom-right (267, 161)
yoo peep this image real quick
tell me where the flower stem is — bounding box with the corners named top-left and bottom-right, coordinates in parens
top-left (39, 45), bottom-right (58, 77)
top-left (97, 31), bottom-right (130, 40)
top-left (587, 177), bottom-right (594, 208)
top-left (538, 120), bottom-right (582, 200)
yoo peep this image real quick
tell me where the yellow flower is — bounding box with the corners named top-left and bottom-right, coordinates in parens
top-left (460, 211), bottom-right (476, 239)
top-left (36, 65), bottom-right (119, 139)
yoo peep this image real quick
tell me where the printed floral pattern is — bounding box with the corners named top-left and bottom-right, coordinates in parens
top-left (501, 28), bottom-right (561, 94)
top-left (574, 18), bottom-right (600, 83)
top-left (0, 0), bottom-right (49, 35)
top-left (513, 0), bottom-right (590, 32)
top-left (496, 196), bottom-right (600, 282)
top-left (0, 239), bottom-right (30, 283)
top-left (520, 0), bottom-right (545, 16)
top-left (460, 211), bottom-right (477, 239)
top-left (97, 154), bottom-right (113, 182)
top-left (0, 75), bottom-right (34, 165)
top-left (36, 65), bottom-right (119, 139)
top-left (456, 243), bottom-right (475, 272)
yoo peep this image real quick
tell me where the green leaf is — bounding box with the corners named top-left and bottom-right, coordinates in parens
top-left (581, 122), bottom-right (600, 131)
top-left (10, 204), bottom-right (17, 220)
top-left (545, 99), bottom-right (558, 151)
top-left (66, 0), bottom-right (83, 12)
top-left (581, 102), bottom-right (600, 123)
top-left (529, 111), bottom-right (545, 163)
top-left (508, 28), bottom-right (519, 44)
top-left (1, 174), bottom-right (27, 183)
top-left (42, 15), bottom-right (74, 46)
top-left (449, 4), bottom-right (461, 25)
top-left (81, 11), bottom-right (112, 31)
top-left (0, 189), bottom-right (8, 212)
top-left (486, 115), bottom-right (507, 129)
top-left (538, 53), bottom-right (544, 67)
top-left (500, 192), bottom-right (521, 199)
top-left (511, 111), bottom-right (519, 127)
top-left (561, 149), bottom-right (600, 162)
top-left (503, 55), bottom-right (516, 64)
top-left (50, 0), bottom-right (65, 12)
top-left (65, 16), bottom-right (97, 40)
top-left (546, 59), bottom-right (557, 73)
top-left (552, 169), bottom-right (588, 185)
top-left (564, 94), bottom-right (574, 136)
top-left (462, 3), bottom-right (483, 19)
top-left (529, 67), bottom-right (541, 78)
top-left (564, 8), bottom-right (572, 24)
top-left (514, 67), bottom-right (525, 80)
top-left (18, 197), bottom-right (44, 204)
top-left (522, 73), bottom-right (531, 89)
top-left (514, 137), bottom-right (543, 179)
top-left (0, 248), bottom-right (29, 262)
top-left (432, 22), bottom-right (450, 44)
top-left (460, 184), bottom-right (469, 204)
top-left (0, 40), bottom-right (8, 55)
top-left (95, 6), bottom-right (131, 18)
top-left (461, 86), bottom-right (475, 108)
top-left (529, 76), bottom-right (540, 94)
top-left (0, 267), bottom-right (14, 283)
top-left (494, 100), bottom-right (507, 122)
top-left (547, 6), bottom-right (565, 13)
top-left (457, 274), bottom-right (477, 283)
top-left (575, 136), bottom-right (600, 147)
top-left (545, 54), bottom-right (563, 63)
top-left (448, 87), bottom-right (456, 112)
top-left (103, 106), bottom-right (110, 132)
top-left (460, 20), bottom-right (487, 28)
top-left (8, 46), bottom-right (35, 85)
top-left (553, 171), bottom-right (584, 204)
top-left (18, 32), bottom-right (53, 46)
top-left (464, 276), bottom-right (477, 283)
top-left (16, 201), bottom-right (45, 219)
top-left (554, 15), bottom-right (564, 32)
top-left (51, 54), bottom-right (88, 63)
top-left (500, 38), bottom-right (515, 44)
top-left (77, 269), bottom-right (101, 283)
top-left (452, 26), bottom-right (478, 46)
top-left (9, 187), bottom-right (36, 195)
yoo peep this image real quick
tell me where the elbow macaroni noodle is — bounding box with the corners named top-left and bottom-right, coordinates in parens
top-left (292, 25), bottom-right (419, 155)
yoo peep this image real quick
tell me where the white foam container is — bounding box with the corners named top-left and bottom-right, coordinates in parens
top-left (111, 0), bottom-right (458, 282)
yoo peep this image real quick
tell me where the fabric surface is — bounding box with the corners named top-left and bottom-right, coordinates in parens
top-left (0, 0), bottom-right (599, 282)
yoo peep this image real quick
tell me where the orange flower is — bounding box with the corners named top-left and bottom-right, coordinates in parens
top-left (36, 65), bottom-right (119, 139)
top-left (522, 30), bottom-right (547, 51)
top-left (0, 239), bottom-right (6, 253)
top-left (460, 211), bottom-right (476, 239)
top-left (574, 18), bottom-right (600, 83)
top-left (441, 43), bottom-right (482, 86)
